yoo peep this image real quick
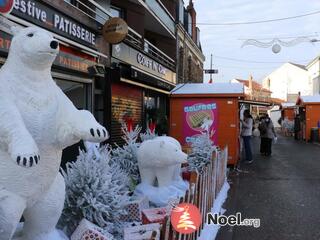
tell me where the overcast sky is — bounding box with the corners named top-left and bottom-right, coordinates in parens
top-left (193, 0), bottom-right (320, 83)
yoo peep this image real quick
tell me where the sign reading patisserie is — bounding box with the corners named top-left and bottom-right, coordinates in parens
top-left (12, 0), bottom-right (96, 48)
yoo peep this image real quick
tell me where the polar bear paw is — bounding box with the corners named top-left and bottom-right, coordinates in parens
top-left (16, 153), bottom-right (40, 168)
top-left (86, 126), bottom-right (109, 142)
top-left (10, 140), bottom-right (40, 168)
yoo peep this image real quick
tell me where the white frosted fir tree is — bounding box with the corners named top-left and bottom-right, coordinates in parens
top-left (59, 145), bottom-right (130, 237)
top-left (188, 133), bottom-right (216, 172)
top-left (110, 124), bottom-right (142, 190)
top-left (140, 127), bottom-right (158, 142)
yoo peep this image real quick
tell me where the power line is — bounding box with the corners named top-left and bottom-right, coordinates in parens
top-left (213, 55), bottom-right (309, 64)
top-left (197, 9), bottom-right (320, 26)
top-left (215, 65), bottom-right (278, 70)
top-left (238, 34), bottom-right (318, 41)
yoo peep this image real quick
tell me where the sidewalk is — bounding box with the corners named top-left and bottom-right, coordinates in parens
top-left (217, 135), bottom-right (320, 240)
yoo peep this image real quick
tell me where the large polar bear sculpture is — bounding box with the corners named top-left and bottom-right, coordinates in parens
top-left (0, 26), bottom-right (108, 240)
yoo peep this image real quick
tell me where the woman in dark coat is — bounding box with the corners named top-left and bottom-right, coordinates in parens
top-left (259, 114), bottom-right (277, 156)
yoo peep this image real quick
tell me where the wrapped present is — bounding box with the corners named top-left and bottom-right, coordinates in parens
top-left (181, 167), bottom-right (192, 181)
top-left (71, 219), bottom-right (113, 240)
top-left (182, 171), bottom-right (191, 181)
top-left (122, 196), bottom-right (149, 222)
top-left (124, 223), bottom-right (161, 240)
top-left (141, 207), bottom-right (168, 225)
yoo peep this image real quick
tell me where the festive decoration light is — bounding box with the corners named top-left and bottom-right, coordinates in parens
top-left (241, 37), bottom-right (314, 54)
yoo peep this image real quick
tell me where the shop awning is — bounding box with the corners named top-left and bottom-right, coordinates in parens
top-left (239, 99), bottom-right (272, 107)
top-left (120, 78), bottom-right (171, 94)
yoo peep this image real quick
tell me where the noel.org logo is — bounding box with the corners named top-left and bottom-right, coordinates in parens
top-left (170, 203), bottom-right (202, 234)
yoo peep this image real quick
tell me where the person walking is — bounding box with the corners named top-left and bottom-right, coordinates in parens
top-left (294, 114), bottom-right (301, 140)
top-left (241, 109), bottom-right (253, 163)
top-left (259, 114), bottom-right (277, 156)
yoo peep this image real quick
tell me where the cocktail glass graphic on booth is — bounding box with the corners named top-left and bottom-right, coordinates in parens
top-left (183, 101), bottom-right (218, 145)
top-left (170, 203), bottom-right (202, 234)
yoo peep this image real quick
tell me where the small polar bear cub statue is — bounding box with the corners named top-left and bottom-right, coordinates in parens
top-left (0, 26), bottom-right (108, 240)
top-left (137, 137), bottom-right (187, 187)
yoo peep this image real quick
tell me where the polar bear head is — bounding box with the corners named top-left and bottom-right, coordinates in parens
top-left (137, 139), bottom-right (187, 168)
top-left (8, 26), bottom-right (59, 69)
top-left (153, 136), bottom-right (182, 150)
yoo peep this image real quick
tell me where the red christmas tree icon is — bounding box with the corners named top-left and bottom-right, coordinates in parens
top-left (171, 203), bottom-right (202, 234)
top-left (177, 206), bottom-right (197, 231)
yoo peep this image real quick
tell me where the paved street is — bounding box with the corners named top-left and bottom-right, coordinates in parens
top-left (217, 135), bottom-right (320, 240)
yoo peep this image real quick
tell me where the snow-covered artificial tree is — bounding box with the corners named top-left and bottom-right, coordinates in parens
top-left (110, 124), bottom-right (142, 190)
top-left (188, 133), bottom-right (216, 172)
top-left (140, 127), bottom-right (157, 142)
top-left (59, 145), bottom-right (130, 237)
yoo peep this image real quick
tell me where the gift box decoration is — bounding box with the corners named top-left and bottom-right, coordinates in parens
top-left (182, 170), bottom-right (191, 181)
top-left (71, 219), bottom-right (113, 240)
top-left (124, 223), bottom-right (161, 240)
top-left (141, 207), bottom-right (168, 225)
top-left (122, 196), bottom-right (150, 222)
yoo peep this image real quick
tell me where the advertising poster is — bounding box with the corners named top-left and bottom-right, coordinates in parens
top-left (183, 100), bottom-right (218, 145)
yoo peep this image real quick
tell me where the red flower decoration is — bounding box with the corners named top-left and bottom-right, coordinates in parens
top-left (149, 121), bottom-right (156, 133)
top-left (126, 118), bottom-right (133, 132)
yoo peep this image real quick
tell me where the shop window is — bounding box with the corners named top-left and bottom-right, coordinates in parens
top-left (178, 0), bottom-right (184, 24)
top-left (55, 79), bottom-right (93, 168)
top-left (144, 91), bottom-right (168, 135)
top-left (110, 6), bottom-right (124, 18)
top-left (187, 13), bottom-right (192, 36)
top-left (95, 0), bottom-right (111, 23)
top-left (55, 79), bottom-right (91, 110)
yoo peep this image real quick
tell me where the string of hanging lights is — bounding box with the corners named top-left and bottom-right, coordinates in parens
top-left (241, 37), bottom-right (320, 53)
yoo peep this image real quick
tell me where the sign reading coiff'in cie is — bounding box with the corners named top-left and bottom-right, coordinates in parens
top-left (103, 17), bottom-right (128, 44)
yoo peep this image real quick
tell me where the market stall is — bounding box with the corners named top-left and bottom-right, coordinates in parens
top-left (281, 102), bottom-right (296, 121)
top-left (280, 102), bottom-right (296, 136)
top-left (169, 83), bottom-right (244, 166)
top-left (296, 95), bottom-right (320, 142)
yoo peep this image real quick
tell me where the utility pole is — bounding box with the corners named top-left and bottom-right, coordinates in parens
top-left (204, 54), bottom-right (218, 83)
top-left (210, 54), bottom-right (213, 83)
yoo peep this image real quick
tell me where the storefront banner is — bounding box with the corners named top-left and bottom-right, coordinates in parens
top-left (182, 100), bottom-right (218, 145)
top-left (12, 0), bottom-right (97, 48)
top-left (112, 43), bottom-right (176, 84)
top-left (0, 30), bottom-right (96, 73)
top-left (0, 14), bottom-right (15, 34)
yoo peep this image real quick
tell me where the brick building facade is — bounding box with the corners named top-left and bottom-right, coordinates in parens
top-left (176, 0), bottom-right (205, 83)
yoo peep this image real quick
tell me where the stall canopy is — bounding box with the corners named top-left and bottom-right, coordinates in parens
top-left (296, 95), bottom-right (320, 105)
top-left (171, 83), bottom-right (244, 96)
top-left (281, 102), bottom-right (296, 109)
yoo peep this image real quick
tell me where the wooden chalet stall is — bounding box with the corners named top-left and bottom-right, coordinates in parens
top-left (280, 102), bottom-right (296, 121)
top-left (296, 95), bottom-right (320, 142)
top-left (169, 83), bottom-right (244, 166)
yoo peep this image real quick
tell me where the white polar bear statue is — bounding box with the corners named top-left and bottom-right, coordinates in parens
top-left (137, 138), bottom-right (187, 187)
top-left (135, 137), bottom-right (188, 206)
top-left (0, 26), bottom-right (108, 240)
top-left (151, 136), bottom-right (184, 182)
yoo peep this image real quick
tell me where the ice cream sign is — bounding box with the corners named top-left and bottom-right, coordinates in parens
top-left (183, 100), bottom-right (218, 145)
